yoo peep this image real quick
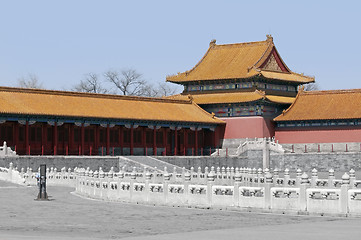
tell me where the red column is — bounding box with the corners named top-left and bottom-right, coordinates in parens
top-left (95, 125), bottom-right (99, 155)
top-left (163, 128), bottom-right (167, 156)
top-left (195, 128), bottom-right (198, 156)
top-left (81, 123), bottom-right (85, 155)
top-left (106, 124), bottom-right (110, 155)
top-left (25, 121), bottom-right (29, 155)
top-left (174, 128), bottom-right (178, 156)
top-left (212, 129), bottom-right (217, 148)
top-left (183, 129), bottom-right (187, 156)
top-left (119, 127), bottom-right (123, 155)
top-left (130, 126), bottom-right (134, 155)
top-left (68, 125), bottom-right (71, 155)
top-left (54, 122), bottom-right (58, 155)
top-left (41, 123), bottom-right (46, 155)
top-left (143, 127), bottom-right (147, 155)
top-left (14, 122), bottom-right (19, 154)
top-left (153, 127), bottom-right (156, 155)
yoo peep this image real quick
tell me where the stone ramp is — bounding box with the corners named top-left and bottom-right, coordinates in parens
top-left (124, 156), bottom-right (185, 173)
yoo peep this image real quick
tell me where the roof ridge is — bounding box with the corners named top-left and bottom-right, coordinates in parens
top-left (252, 41), bottom-right (274, 70)
top-left (303, 89), bottom-right (361, 95)
top-left (214, 40), bottom-right (269, 48)
top-left (0, 86), bottom-right (190, 104)
top-left (166, 44), bottom-right (212, 81)
top-left (167, 37), bottom-right (271, 82)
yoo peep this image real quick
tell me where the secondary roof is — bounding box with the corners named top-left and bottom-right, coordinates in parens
top-left (274, 89), bottom-right (361, 121)
top-left (0, 87), bottom-right (224, 125)
top-left (166, 91), bottom-right (295, 105)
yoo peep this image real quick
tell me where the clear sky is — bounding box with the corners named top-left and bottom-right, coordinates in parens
top-left (1, 0), bottom-right (360, 92)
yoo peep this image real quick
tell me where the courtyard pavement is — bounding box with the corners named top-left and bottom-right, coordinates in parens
top-left (0, 180), bottom-right (360, 239)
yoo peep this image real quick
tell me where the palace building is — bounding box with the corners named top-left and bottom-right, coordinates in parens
top-left (166, 35), bottom-right (314, 146)
top-left (0, 87), bottom-right (224, 156)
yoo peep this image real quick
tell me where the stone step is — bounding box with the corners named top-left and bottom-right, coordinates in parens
top-left (124, 156), bottom-right (184, 173)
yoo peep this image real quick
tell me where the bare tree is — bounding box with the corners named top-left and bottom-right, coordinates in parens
top-left (74, 68), bottom-right (181, 97)
top-left (104, 69), bottom-right (149, 96)
top-left (17, 74), bottom-right (43, 89)
top-left (73, 73), bottom-right (109, 94)
top-left (154, 82), bottom-right (178, 97)
top-left (303, 82), bottom-right (320, 91)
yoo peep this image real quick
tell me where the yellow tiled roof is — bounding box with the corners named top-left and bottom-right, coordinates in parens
top-left (274, 89), bottom-right (361, 121)
top-left (167, 36), bottom-right (314, 84)
top-left (166, 91), bottom-right (295, 105)
top-left (0, 87), bottom-right (224, 124)
top-left (265, 95), bottom-right (295, 105)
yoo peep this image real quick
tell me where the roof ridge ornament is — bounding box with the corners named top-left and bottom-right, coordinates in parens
top-left (209, 39), bottom-right (216, 47)
top-left (266, 34), bottom-right (273, 42)
top-left (187, 95), bottom-right (194, 102)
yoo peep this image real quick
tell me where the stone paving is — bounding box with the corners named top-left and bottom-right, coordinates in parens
top-left (0, 180), bottom-right (360, 239)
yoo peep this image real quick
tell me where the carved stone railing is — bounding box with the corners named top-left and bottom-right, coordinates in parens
top-left (2, 162), bottom-right (361, 216)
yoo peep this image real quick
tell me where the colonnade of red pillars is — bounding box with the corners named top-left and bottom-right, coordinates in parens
top-left (0, 121), bottom-right (217, 156)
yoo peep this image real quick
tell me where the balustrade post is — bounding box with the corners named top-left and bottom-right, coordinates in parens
top-left (341, 173), bottom-right (350, 215)
top-left (87, 169), bottom-right (93, 196)
top-left (311, 168), bottom-right (318, 187)
top-left (98, 167), bottom-right (106, 199)
top-left (207, 170), bottom-right (215, 207)
top-left (172, 167), bottom-right (177, 182)
top-left (93, 170), bottom-right (99, 197)
top-left (145, 170), bottom-right (151, 202)
top-left (204, 167), bottom-right (209, 182)
top-left (233, 172), bottom-right (242, 207)
top-left (284, 168), bottom-right (290, 187)
top-left (299, 172), bottom-right (309, 211)
top-left (257, 168), bottom-right (263, 187)
top-left (328, 169), bottom-right (335, 188)
top-left (163, 167), bottom-right (170, 204)
top-left (106, 167), bottom-right (114, 200)
top-left (116, 167), bottom-right (124, 198)
top-left (129, 167), bottom-right (137, 202)
top-left (264, 172), bottom-right (273, 209)
top-left (349, 169), bottom-right (356, 188)
top-left (296, 169), bottom-right (302, 187)
top-left (184, 171), bottom-right (191, 205)
top-left (273, 168), bottom-right (279, 185)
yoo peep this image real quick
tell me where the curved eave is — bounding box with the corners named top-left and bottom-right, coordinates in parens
top-left (260, 70), bottom-right (315, 84)
top-left (265, 96), bottom-right (295, 105)
top-left (0, 110), bottom-right (224, 125)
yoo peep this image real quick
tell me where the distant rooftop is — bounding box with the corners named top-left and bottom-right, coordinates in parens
top-left (274, 89), bottom-right (361, 121)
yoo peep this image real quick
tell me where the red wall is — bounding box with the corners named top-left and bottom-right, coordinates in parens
top-left (220, 117), bottom-right (275, 139)
top-left (275, 127), bottom-right (361, 144)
